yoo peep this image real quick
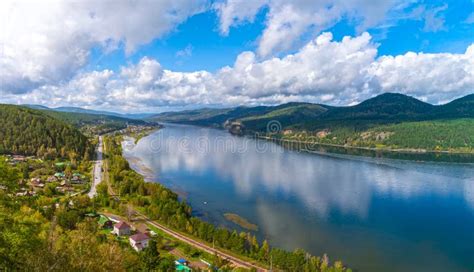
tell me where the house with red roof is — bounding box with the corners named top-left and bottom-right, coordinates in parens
top-left (112, 221), bottom-right (131, 236)
top-left (129, 232), bottom-right (150, 251)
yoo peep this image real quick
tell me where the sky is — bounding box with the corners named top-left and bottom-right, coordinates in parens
top-left (0, 0), bottom-right (473, 113)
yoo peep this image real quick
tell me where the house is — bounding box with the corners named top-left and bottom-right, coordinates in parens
top-left (112, 221), bottom-right (131, 236)
top-left (12, 155), bottom-right (27, 163)
top-left (47, 176), bottom-right (57, 183)
top-left (129, 232), bottom-right (150, 251)
top-left (56, 184), bottom-right (74, 193)
top-left (176, 259), bottom-right (189, 266)
top-left (98, 215), bottom-right (113, 229)
top-left (175, 259), bottom-right (192, 271)
top-left (71, 175), bottom-right (85, 184)
top-left (30, 178), bottom-right (44, 188)
top-left (15, 190), bottom-right (34, 197)
top-left (54, 172), bottom-right (65, 179)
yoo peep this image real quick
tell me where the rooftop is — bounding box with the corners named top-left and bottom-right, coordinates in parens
top-left (114, 221), bottom-right (131, 230)
top-left (130, 232), bottom-right (149, 242)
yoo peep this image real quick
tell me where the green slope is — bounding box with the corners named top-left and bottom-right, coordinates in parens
top-left (0, 105), bottom-right (93, 159)
top-left (151, 93), bottom-right (474, 132)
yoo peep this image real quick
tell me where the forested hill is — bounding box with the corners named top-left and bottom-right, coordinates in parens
top-left (150, 93), bottom-right (474, 131)
top-left (0, 105), bottom-right (93, 159)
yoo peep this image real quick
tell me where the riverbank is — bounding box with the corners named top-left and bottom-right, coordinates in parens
top-left (127, 126), bottom-right (161, 144)
top-left (262, 136), bottom-right (474, 155)
top-left (252, 135), bottom-right (474, 163)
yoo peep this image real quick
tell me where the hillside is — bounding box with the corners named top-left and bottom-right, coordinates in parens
top-left (23, 105), bottom-right (151, 135)
top-left (25, 104), bottom-right (155, 120)
top-left (0, 105), bottom-right (93, 159)
top-left (151, 93), bottom-right (474, 131)
top-left (150, 93), bottom-right (474, 152)
top-left (43, 110), bottom-right (148, 134)
top-left (53, 106), bottom-right (155, 119)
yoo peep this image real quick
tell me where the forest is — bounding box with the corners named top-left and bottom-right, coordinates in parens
top-left (282, 119), bottom-right (474, 152)
top-left (0, 105), bottom-right (93, 160)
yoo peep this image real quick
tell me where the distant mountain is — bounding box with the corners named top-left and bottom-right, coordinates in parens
top-left (42, 110), bottom-right (148, 127)
top-left (0, 104), bottom-right (93, 158)
top-left (24, 104), bottom-right (51, 110)
top-left (24, 105), bottom-right (155, 120)
top-left (23, 105), bottom-right (150, 135)
top-left (150, 93), bottom-right (474, 132)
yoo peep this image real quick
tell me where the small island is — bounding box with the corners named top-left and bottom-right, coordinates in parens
top-left (224, 213), bottom-right (259, 231)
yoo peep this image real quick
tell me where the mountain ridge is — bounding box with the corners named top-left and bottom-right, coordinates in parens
top-left (149, 92), bottom-right (474, 132)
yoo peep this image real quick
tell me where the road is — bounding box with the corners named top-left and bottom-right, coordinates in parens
top-left (88, 136), bottom-right (103, 198)
top-left (133, 210), bottom-right (268, 272)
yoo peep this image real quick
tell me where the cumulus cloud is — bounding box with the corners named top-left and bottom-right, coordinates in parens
top-left (214, 0), bottom-right (268, 35)
top-left (215, 0), bottom-right (404, 56)
top-left (0, 0), bottom-right (206, 94)
top-left (368, 46), bottom-right (474, 102)
top-left (6, 32), bottom-right (473, 112)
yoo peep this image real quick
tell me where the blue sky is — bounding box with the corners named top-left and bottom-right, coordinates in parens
top-left (1, 0), bottom-right (473, 112)
top-left (87, 0), bottom-right (474, 73)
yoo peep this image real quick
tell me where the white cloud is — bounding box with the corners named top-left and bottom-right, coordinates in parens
top-left (6, 32), bottom-right (473, 112)
top-left (215, 0), bottom-right (404, 57)
top-left (0, 0), bottom-right (206, 94)
top-left (368, 45), bottom-right (474, 102)
top-left (214, 0), bottom-right (268, 35)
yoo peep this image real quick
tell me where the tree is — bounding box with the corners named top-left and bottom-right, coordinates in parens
top-left (0, 159), bottom-right (19, 191)
top-left (141, 239), bottom-right (160, 270)
top-left (259, 240), bottom-right (270, 261)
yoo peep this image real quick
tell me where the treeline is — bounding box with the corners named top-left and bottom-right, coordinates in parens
top-left (43, 110), bottom-right (147, 135)
top-left (0, 105), bottom-right (93, 160)
top-left (102, 136), bottom-right (351, 272)
top-left (284, 119), bottom-right (474, 152)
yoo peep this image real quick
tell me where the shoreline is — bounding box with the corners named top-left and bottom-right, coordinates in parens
top-left (157, 122), bottom-right (474, 155)
top-left (121, 136), bottom-right (156, 182)
top-left (257, 135), bottom-right (474, 155)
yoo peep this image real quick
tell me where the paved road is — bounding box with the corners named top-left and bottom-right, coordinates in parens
top-left (88, 136), bottom-right (103, 198)
top-left (133, 210), bottom-right (268, 272)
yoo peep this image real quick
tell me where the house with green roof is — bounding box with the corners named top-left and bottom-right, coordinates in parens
top-left (98, 215), bottom-right (113, 229)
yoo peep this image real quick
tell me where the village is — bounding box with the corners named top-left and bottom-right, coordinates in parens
top-left (2, 154), bottom-right (89, 197)
top-left (0, 153), bottom-right (223, 272)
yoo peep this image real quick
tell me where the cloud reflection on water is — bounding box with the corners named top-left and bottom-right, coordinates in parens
top-left (123, 125), bottom-right (474, 219)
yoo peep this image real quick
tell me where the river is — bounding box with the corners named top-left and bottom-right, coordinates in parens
top-left (122, 124), bottom-right (474, 272)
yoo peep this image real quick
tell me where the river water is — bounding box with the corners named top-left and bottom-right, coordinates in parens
top-left (122, 124), bottom-right (474, 272)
